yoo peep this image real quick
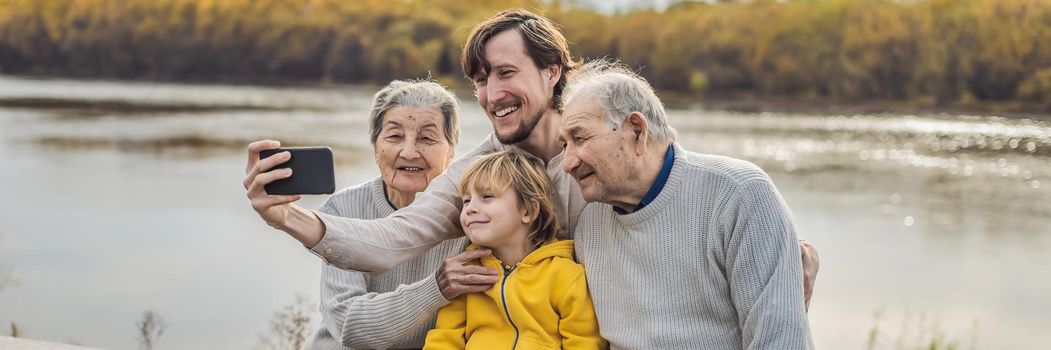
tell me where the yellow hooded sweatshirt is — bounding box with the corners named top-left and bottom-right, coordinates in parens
top-left (423, 240), bottom-right (606, 350)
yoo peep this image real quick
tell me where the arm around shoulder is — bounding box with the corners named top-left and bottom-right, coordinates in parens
top-left (310, 171), bottom-right (467, 273)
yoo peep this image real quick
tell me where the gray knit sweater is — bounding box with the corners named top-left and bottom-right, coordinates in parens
top-left (575, 144), bottom-right (814, 349)
top-left (303, 177), bottom-right (468, 349)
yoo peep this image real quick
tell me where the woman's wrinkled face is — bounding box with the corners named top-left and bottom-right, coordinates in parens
top-left (375, 106), bottom-right (454, 196)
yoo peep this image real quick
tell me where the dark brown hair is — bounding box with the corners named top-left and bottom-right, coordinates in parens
top-left (461, 9), bottom-right (578, 112)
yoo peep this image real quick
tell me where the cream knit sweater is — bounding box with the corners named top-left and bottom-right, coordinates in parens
top-left (303, 177), bottom-right (468, 349)
top-left (575, 144), bottom-right (813, 349)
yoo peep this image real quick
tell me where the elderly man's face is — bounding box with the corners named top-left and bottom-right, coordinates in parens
top-left (560, 97), bottom-right (637, 204)
top-left (473, 29), bottom-right (557, 145)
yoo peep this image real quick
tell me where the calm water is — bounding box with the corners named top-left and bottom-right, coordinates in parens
top-left (1, 76), bottom-right (1049, 349)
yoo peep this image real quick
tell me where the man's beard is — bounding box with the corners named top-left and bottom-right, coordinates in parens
top-left (495, 108), bottom-right (545, 145)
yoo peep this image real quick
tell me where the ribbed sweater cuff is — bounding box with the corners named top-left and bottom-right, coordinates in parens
top-left (341, 272), bottom-right (452, 348)
top-left (414, 271), bottom-right (454, 308)
top-left (308, 210), bottom-right (334, 260)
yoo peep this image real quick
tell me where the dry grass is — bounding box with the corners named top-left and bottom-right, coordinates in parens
top-left (136, 311), bottom-right (166, 350)
top-left (254, 293), bottom-right (315, 350)
top-left (865, 308), bottom-right (980, 350)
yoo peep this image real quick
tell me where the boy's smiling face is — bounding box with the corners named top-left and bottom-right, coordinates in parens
top-left (460, 186), bottom-right (532, 249)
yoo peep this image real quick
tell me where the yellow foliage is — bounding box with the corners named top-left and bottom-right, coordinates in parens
top-left (0, 0), bottom-right (1048, 102)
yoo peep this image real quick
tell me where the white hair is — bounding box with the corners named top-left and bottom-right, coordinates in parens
top-left (369, 79), bottom-right (461, 146)
top-left (563, 59), bottom-right (674, 142)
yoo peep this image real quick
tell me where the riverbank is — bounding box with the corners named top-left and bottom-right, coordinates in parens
top-left (0, 336), bottom-right (103, 350)
top-left (6, 73), bottom-right (1051, 122)
top-left (4, 0), bottom-right (1050, 107)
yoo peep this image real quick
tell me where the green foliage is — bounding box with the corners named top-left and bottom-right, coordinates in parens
top-left (0, 0), bottom-right (1049, 103)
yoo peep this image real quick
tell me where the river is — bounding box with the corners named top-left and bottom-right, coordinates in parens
top-left (1, 76), bottom-right (1048, 349)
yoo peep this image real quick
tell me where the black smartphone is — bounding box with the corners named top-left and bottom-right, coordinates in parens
top-left (259, 147), bottom-right (335, 195)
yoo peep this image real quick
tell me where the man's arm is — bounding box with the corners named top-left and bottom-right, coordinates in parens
top-left (308, 179), bottom-right (488, 348)
top-left (309, 169), bottom-right (465, 273)
top-left (317, 264), bottom-right (451, 349)
top-left (724, 178), bottom-right (813, 349)
top-left (245, 139), bottom-right (481, 273)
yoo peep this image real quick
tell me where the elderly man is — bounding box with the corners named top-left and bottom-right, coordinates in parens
top-left (244, 8), bottom-right (818, 323)
top-left (560, 59), bottom-right (813, 349)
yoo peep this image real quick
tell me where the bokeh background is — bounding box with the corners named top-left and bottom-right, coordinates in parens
top-left (1, 0), bottom-right (1049, 349)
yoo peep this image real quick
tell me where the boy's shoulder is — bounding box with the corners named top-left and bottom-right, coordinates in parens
top-left (548, 256), bottom-right (587, 285)
top-left (539, 241), bottom-right (587, 280)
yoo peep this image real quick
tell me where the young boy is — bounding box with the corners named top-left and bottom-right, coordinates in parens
top-left (424, 149), bottom-right (606, 349)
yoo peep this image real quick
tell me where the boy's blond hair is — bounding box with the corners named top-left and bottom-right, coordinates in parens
top-left (458, 149), bottom-right (562, 249)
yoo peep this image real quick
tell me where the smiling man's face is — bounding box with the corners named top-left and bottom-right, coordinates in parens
top-left (472, 29), bottom-right (557, 145)
top-left (559, 96), bottom-right (639, 204)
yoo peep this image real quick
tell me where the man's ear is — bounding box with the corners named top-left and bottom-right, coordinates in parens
top-left (624, 112), bottom-right (649, 155)
top-left (543, 64), bottom-right (562, 89)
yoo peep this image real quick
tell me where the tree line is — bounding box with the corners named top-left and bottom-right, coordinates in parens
top-left (1, 0), bottom-right (1050, 107)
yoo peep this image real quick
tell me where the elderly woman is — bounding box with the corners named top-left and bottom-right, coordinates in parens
top-left (303, 80), bottom-right (469, 349)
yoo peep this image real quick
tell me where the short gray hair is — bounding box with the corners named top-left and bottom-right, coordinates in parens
top-left (369, 79), bottom-right (461, 147)
top-left (563, 59), bottom-right (674, 142)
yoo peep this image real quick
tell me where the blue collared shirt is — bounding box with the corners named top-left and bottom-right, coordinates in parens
top-left (616, 145), bottom-right (675, 214)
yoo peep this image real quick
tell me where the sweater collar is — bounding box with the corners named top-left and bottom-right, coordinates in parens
top-left (613, 143), bottom-right (687, 227)
top-left (369, 177), bottom-right (397, 216)
top-left (614, 144), bottom-right (675, 215)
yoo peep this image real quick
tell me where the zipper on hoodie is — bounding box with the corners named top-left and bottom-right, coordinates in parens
top-left (500, 264), bottom-right (520, 350)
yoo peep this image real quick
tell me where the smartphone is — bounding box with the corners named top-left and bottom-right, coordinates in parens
top-left (259, 147), bottom-right (335, 195)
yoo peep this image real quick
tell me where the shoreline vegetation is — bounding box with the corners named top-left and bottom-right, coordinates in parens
top-left (4, 78), bottom-right (1049, 121)
top-left (1, 0), bottom-right (1050, 114)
